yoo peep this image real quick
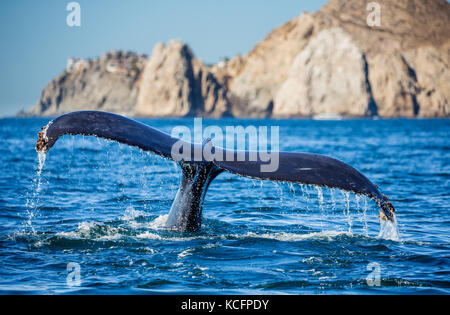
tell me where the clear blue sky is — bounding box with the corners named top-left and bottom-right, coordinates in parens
top-left (0, 0), bottom-right (327, 117)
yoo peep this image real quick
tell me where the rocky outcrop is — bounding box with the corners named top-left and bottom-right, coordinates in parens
top-left (134, 41), bottom-right (195, 117)
top-left (28, 51), bottom-right (146, 116)
top-left (218, 0), bottom-right (449, 118)
top-left (314, 0), bottom-right (450, 118)
top-left (403, 44), bottom-right (450, 117)
top-left (27, 0), bottom-right (449, 118)
top-left (317, 0), bottom-right (449, 56)
top-left (192, 59), bottom-right (231, 117)
top-left (367, 52), bottom-right (420, 117)
top-left (218, 13), bottom-right (317, 117)
top-left (274, 28), bottom-right (373, 117)
top-left (134, 40), bottom-right (230, 117)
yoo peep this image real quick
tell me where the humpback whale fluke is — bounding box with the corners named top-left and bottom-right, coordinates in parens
top-left (36, 111), bottom-right (395, 232)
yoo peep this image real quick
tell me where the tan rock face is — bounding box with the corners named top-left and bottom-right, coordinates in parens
top-left (274, 28), bottom-right (373, 117)
top-left (225, 13), bottom-right (317, 117)
top-left (318, 0), bottom-right (450, 56)
top-left (135, 40), bottom-right (230, 117)
top-left (134, 41), bottom-right (196, 117)
top-left (368, 53), bottom-right (420, 117)
top-left (28, 0), bottom-right (449, 118)
top-left (192, 60), bottom-right (231, 117)
top-left (226, 0), bottom-right (449, 118)
top-left (28, 51), bottom-right (146, 116)
top-left (365, 42), bottom-right (449, 118)
top-left (403, 43), bottom-right (450, 117)
top-left (295, 0), bottom-right (449, 118)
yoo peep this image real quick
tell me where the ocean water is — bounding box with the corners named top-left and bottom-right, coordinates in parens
top-left (0, 117), bottom-right (448, 294)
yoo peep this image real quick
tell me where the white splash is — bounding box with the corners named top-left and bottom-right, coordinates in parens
top-left (136, 231), bottom-right (163, 240)
top-left (378, 219), bottom-right (400, 241)
top-left (240, 230), bottom-right (352, 242)
top-left (178, 248), bottom-right (194, 258)
top-left (121, 206), bottom-right (149, 221)
top-left (37, 151), bottom-right (46, 177)
top-left (57, 221), bottom-right (122, 240)
top-left (148, 214), bottom-right (169, 230)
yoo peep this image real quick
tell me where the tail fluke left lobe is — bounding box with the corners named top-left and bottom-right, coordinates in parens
top-left (36, 111), bottom-right (182, 159)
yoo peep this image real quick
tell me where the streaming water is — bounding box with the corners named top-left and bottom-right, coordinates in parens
top-left (24, 151), bottom-right (46, 233)
top-left (378, 219), bottom-right (400, 241)
top-left (315, 186), bottom-right (325, 231)
top-left (343, 191), bottom-right (353, 233)
top-left (362, 198), bottom-right (369, 236)
top-left (0, 118), bottom-right (448, 294)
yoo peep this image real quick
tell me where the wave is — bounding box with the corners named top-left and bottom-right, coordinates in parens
top-left (52, 223), bottom-right (377, 243)
top-left (231, 230), bottom-right (353, 242)
top-left (57, 221), bottom-right (126, 241)
top-left (14, 204), bottom-right (401, 245)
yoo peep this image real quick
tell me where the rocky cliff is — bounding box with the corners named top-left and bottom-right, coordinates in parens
top-left (27, 0), bottom-right (449, 118)
top-left (28, 51), bottom-right (146, 116)
top-left (134, 40), bottom-right (230, 117)
top-left (220, 0), bottom-right (449, 118)
top-left (274, 28), bottom-right (375, 117)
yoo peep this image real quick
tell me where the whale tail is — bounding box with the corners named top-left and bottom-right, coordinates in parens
top-left (36, 111), bottom-right (395, 231)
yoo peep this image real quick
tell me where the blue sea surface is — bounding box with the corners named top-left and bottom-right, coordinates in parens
top-left (0, 117), bottom-right (448, 294)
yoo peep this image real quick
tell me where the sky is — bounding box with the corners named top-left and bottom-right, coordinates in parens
top-left (0, 0), bottom-right (327, 117)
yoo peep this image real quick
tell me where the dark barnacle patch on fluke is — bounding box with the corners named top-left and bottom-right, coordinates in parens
top-left (36, 126), bottom-right (49, 153)
top-left (373, 184), bottom-right (395, 221)
top-left (380, 194), bottom-right (396, 221)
